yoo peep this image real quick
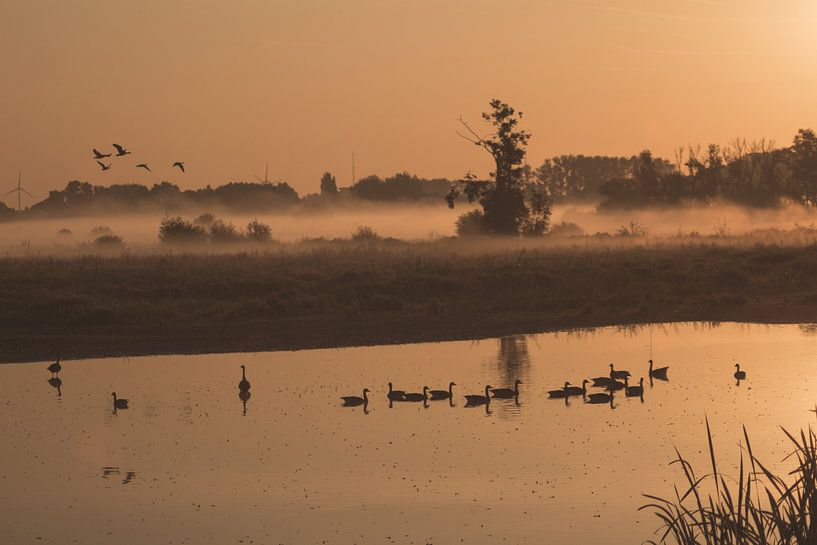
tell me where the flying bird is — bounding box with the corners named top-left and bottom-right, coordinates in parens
top-left (97, 160), bottom-right (112, 171)
top-left (112, 143), bottom-right (131, 157)
top-left (136, 163), bottom-right (151, 172)
top-left (93, 148), bottom-right (111, 159)
top-left (172, 161), bottom-right (185, 173)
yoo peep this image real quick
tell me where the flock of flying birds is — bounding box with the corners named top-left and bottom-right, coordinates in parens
top-left (92, 143), bottom-right (185, 175)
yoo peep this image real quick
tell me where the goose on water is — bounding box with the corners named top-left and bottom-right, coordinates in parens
top-left (387, 382), bottom-right (406, 401)
top-left (609, 363), bottom-right (631, 380)
top-left (548, 382), bottom-right (569, 398)
top-left (591, 376), bottom-right (614, 388)
top-left (565, 380), bottom-right (589, 397)
top-left (238, 365), bottom-right (251, 391)
top-left (111, 392), bottom-right (129, 409)
top-left (465, 385), bottom-right (492, 406)
top-left (429, 382), bottom-right (455, 400)
top-left (47, 357), bottom-right (61, 377)
top-left (403, 386), bottom-right (429, 402)
top-left (586, 392), bottom-right (613, 404)
top-left (648, 359), bottom-right (669, 380)
top-left (341, 388), bottom-right (369, 407)
top-left (491, 380), bottom-right (522, 399)
top-left (625, 377), bottom-right (644, 397)
top-left (734, 364), bottom-right (746, 380)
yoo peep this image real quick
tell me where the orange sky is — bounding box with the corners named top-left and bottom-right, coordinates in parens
top-left (2, 0), bottom-right (816, 205)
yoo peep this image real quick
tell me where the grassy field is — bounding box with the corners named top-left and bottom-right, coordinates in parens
top-left (3, 235), bottom-right (817, 362)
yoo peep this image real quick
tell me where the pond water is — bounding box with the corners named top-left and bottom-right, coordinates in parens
top-left (2, 322), bottom-right (817, 544)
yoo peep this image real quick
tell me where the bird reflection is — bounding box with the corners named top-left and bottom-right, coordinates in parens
top-left (111, 392), bottom-right (129, 414)
top-left (47, 377), bottom-right (62, 397)
top-left (239, 389), bottom-right (251, 415)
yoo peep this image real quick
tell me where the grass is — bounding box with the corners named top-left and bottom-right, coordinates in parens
top-left (642, 417), bottom-right (817, 544)
top-left (3, 234), bottom-right (817, 361)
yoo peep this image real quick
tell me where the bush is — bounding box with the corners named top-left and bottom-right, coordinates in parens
top-left (193, 212), bottom-right (216, 226)
top-left (246, 219), bottom-right (273, 242)
top-left (455, 210), bottom-right (487, 237)
top-left (351, 226), bottom-right (381, 241)
top-left (209, 220), bottom-right (242, 243)
top-left (90, 225), bottom-right (111, 237)
top-left (57, 228), bottom-right (73, 237)
top-left (159, 217), bottom-right (207, 243)
top-left (94, 234), bottom-right (124, 247)
top-left (616, 221), bottom-right (648, 237)
top-left (549, 221), bottom-right (585, 237)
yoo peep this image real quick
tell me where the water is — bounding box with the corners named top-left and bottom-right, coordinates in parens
top-left (2, 322), bottom-right (817, 544)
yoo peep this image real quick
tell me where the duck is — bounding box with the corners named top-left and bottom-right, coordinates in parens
top-left (402, 386), bottom-right (429, 402)
top-left (491, 379), bottom-right (522, 399)
top-left (734, 363), bottom-right (746, 380)
top-left (625, 377), bottom-right (644, 397)
top-left (464, 385), bottom-right (492, 406)
top-left (564, 380), bottom-right (589, 396)
top-left (387, 382), bottom-right (406, 401)
top-left (586, 392), bottom-right (613, 404)
top-left (238, 365), bottom-right (251, 391)
top-left (111, 392), bottom-right (129, 409)
top-left (648, 359), bottom-right (669, 380)
top-left (47, 357), bottom-right (61, 377)
top-left (609, 363), bottom-right (631, 380)
top-left (428, 382), bottom-right (455, 400)
top-left (341, 388), bottom-right (369, 407)
top-left (548, 382), bottom-right (569, 398)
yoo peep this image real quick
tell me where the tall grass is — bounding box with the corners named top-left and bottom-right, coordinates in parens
top-left (642, 417), bottom-right (817, 544)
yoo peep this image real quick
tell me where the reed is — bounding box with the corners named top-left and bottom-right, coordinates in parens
top-left (642, 416), bottom-right (817, 544)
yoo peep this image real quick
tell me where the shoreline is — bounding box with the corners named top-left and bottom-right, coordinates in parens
top-left (2, 307), bottom-right (813, 364)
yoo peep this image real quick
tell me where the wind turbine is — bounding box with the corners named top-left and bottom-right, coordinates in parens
top-left (255, 162), bottom-right (281, 184)
top-left (4, 171), bottom-right (33, 210)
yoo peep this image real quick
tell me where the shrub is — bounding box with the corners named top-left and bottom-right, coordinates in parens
top-left (57, 228), bottom-right (73, 237)
top-left (94, 234), bottom-right (124, 247)
top-left (159, 217), bottom-right (207, 243)
top-left (549, 221), bottom-right (585, 237)
top-left (208, 220), bottom-right (242, 243)
top-left (455, 210), bottom-right (487, 237)
top-left (193, 212), bottom-right (216, 226)
top-left (351, 226), bottom-right (381, 241)
top-left (616, 221), bottom-right (648, 237)
top-left (246, 219), bottom-right (273, 242)
top-left (90, 225), bottom-right (111, 237)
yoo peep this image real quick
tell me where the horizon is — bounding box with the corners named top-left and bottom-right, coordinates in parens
top-left (2, 0), bottom-right (816, 206)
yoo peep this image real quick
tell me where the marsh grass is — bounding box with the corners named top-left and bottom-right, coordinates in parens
top-left (642, 417), bottom-right (817, 544)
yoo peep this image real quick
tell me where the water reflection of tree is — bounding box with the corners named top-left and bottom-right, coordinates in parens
top-left (496, 335), bottom-right (531, 384)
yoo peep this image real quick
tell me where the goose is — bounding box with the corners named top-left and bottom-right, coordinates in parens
top-left (586, 392), bottom-right (613, 404)
top-left (172, 161), bottom-right (185, 173)
top-left (591, 376), bottom-right (615, 387)
top-left (565, 380), bottom-right (589, 397)
top-left (135, 163), bottom-right (151, 172)
top-left (97, 160), bottom-right (112, 171)
top-left (238, 365), bottom-right (251, 391)
top-left (111, 392), bottom-right (129, 409)
top-left (491, 379), bottom-right (522, 399)
top-left (464, 385), bottom-right (492, 406)
top-left (112, 143), bottom-right (131, 157)
top-left (403, 386), bottom-right (429, 402)
top-left (428, 382), bottom-right (455, 400)
top-left (93, 148), bottom-right (111, 159)
top-left (47, 357), bottom-right (61, 377)
top-left (609, 363), bottom-right (631, 380)
top-left (341, 388), bottom-right (369, 407)
top-left (625, 377), bottom-right (644, 397)
top-left (606, 379), bottom-right (625, 392)
top-left (547, 382), bottom-right (569, 398)
top-left (648, 359), bottom-right (669, 380)
top-left (387, 382), bottom-right (406, 401)
top-left (734, 364), bottom-right (746, 380)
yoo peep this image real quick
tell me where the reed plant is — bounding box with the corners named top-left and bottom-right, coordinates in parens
top-left (642, 417), bottom-right (817, 544)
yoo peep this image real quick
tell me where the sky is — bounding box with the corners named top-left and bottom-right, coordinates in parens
top-left (2, 0), bottom-right (817, 205)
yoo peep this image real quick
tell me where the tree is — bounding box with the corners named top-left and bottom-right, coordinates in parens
top-left (320, 172), bottom-right (338, 197)
top-left (446, 99), bottom-right (551, 236)
top-left (791, 129), bottom-right (817, 205)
